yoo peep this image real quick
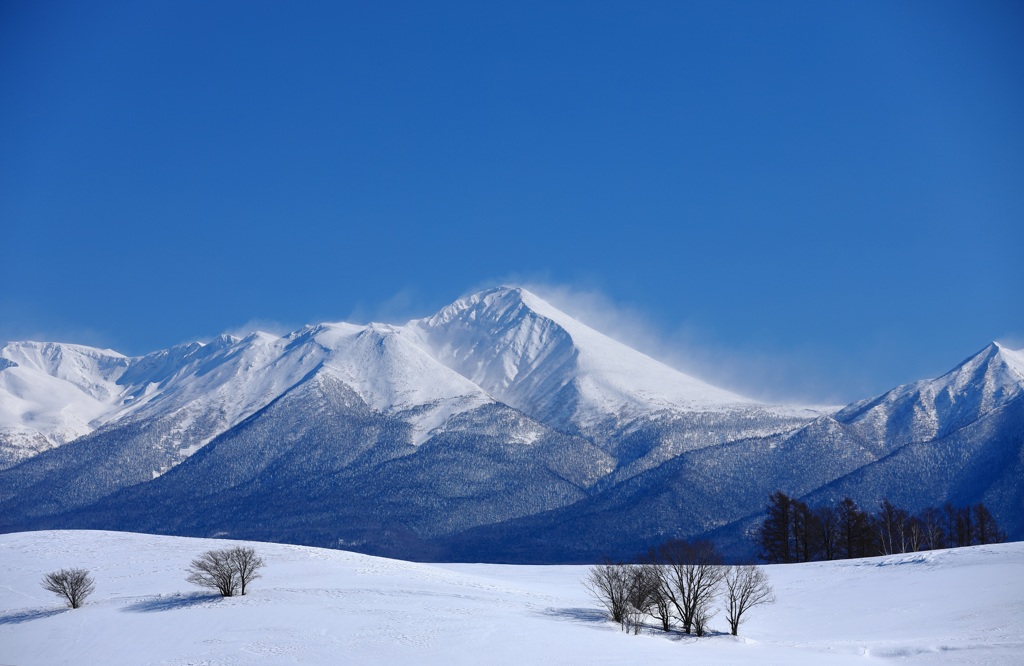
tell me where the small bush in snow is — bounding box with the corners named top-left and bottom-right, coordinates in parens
top-left (187, 546), bottom-right (265, 597)
top-left (41, 568), bottom-right (95, 609)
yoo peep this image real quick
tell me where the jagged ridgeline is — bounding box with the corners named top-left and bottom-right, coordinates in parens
top-left (1, 287), bottom-right (1021, 562)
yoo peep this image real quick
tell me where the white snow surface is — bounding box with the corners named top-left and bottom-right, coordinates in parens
top-left (0, 342), bottom-right (129, 446)
top-left (1, 530), bottom-right (1021, 665)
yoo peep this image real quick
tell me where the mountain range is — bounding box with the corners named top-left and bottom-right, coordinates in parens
top-left (1, 286), bottom-right (1020, 561)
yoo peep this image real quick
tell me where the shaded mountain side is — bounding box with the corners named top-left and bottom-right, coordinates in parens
top-left (23, 378), bottom-right (613, 561)
top-left (804, 393), bottom-right (1024, 536)
top-left (703, 394), bottom-right (1024, 562)
top-left (426, 416), bottom-right (880, 562)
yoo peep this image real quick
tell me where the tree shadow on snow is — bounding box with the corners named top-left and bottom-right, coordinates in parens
top-left (0, 607), bottom-right (68, 624)
top-left (537, 607), bottom-right (608, 624)
top-left (122, 592), bottom-right (222, 613)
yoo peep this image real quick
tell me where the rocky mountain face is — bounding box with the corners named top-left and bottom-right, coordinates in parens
top-left (0, 287), bottom-right (1019, 561)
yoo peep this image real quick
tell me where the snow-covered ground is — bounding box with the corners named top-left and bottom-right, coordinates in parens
top-left (1, 531), bottom-right (1021, 665)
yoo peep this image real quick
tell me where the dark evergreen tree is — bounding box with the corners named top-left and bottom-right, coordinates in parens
top-left (953, 506), bottom-right (973, 547)
top-left (972, 503), bottom-right (1007, 545)
top-left (757, 491), bottom-right (794, 563)
top-left (836, 497), bottom-right (870, 559)
top-left (814, 504), bottom-right (840, 560)
top-left (791, 498), bottom-right (819, 562)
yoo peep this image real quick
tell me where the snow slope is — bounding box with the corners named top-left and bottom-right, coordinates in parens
top-left (410, 286), bottom-right (759, 432)
top-left (0, 342), bottom-right (129, 465)
top-left (0, 285), bottom-right (817, 479)
top-left (835, 342), bottom-right (1024, 450)
top-left (1, 531), bottom-right (1021, 665)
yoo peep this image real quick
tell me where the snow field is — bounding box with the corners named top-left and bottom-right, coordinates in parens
top-left (1, 531), bottom-right (1022, 665)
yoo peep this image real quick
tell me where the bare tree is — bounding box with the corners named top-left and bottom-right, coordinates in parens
top-left (639, 560), bottom-right (674, 632)
top-left (875, 499), bottom-right (911, 555)
top-left (187, 549), bottom-right (239, 597)
top-left (227, 546), bottom-right (265, 596)
top-left (724, 565), bottom-right (775, 636)
top-left (917, 506), bottom-right (947, 551)
top-left (187, 546), bottom-right (266, 597)
top-left (656, 540), bottom-right (726, 635)
top-left (622, 564), bottom-right (664, 635)
top-left (692, 599), bottom-right (716, 636)
top-left (584, 561), bottom-right (632, 626)
top-left (41, 568), bottom-right (95, 609)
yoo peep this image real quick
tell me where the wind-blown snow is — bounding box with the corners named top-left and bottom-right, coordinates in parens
top-left (1, 531), bottom-right (1021, 665)
top-left (410, 286), bottom-right (759, 431)
top-left (2, 286), bottom-right (808, 470)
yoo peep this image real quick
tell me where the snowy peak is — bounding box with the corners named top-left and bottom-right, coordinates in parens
top-left (1, 341), bottom-right (129, 400)
top-left (0, 342), bottom-right (130, 451)
top-left (410, 286), bottom-right (751, 431)
top-left (835, 342), bottom-right (1024, 446)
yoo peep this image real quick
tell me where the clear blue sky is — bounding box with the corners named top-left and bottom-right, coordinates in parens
top-left (2, 1), bottom-right (1022, 403)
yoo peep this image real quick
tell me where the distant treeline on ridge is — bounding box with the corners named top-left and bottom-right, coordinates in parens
top-left (754, 491), bottom-right (1006, 564)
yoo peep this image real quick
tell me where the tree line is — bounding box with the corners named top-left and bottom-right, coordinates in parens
top-left (756, 491), bottom-right (1007, 563)
top-left (585, 540), bottom-right (774, 637)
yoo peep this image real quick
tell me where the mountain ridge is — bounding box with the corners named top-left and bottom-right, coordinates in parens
top-left (0, 286), bottom-right (1020, 561)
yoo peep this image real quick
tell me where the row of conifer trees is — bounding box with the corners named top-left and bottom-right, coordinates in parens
top-left (755, 491), bottom-right (1006, 564)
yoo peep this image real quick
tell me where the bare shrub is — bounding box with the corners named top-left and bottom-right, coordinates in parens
top-left (623, 565), bottom-right (660, 635)
top-left (692, 600), bottom-right (715, 636)
top-left (41, 568), bottom-right (95, 609)
top-left (638, 560), bottom-right (673, 632)
top-left (584, 561), bottom-right (632, 626)
top-left (187, 546), bottom-right (265, 597)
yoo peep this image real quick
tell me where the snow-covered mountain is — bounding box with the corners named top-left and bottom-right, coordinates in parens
top-left (834, 342), bottom-right (1024, 450)
top-left (409, 287), bottom-right (753, 430)
top-left (0, 286), bottom-right (808, 473)
top-left (0, 286), bottom-right (1020, 561)
top-left (0, 342), bottom-right (129, 465)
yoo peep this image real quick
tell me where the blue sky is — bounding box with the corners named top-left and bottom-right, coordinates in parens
top-left (2, 1), bottom-right (1022, 403)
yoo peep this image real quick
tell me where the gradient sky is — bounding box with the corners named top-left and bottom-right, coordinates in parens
top-left (2, 1), bottom-right (1022, 404)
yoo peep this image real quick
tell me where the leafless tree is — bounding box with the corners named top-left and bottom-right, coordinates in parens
top-left (875, 499), bottom-right (911, 555)
top-left (724, 565), bottom-right (775, 636)
top-left (584, 561), bottom-right (632, 626)
top-left (187, 549), bottom-right (239, 596)
top-left (622, 564), bottom-right (663, 635)
top-left (917, 506), bottom-right (947, 551)
top-left (639, 560), bottom-right (674, 632)
top-left (655, 540), bottom-right (725, 635)
top-left (187, 546), bottom-right (266, 597)
top-left (41, 568), bottom-right (95, 609)
top-left (692, 599), bottom-right (715, 636)
top-left (227, 546), bottom-right (265, 595)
